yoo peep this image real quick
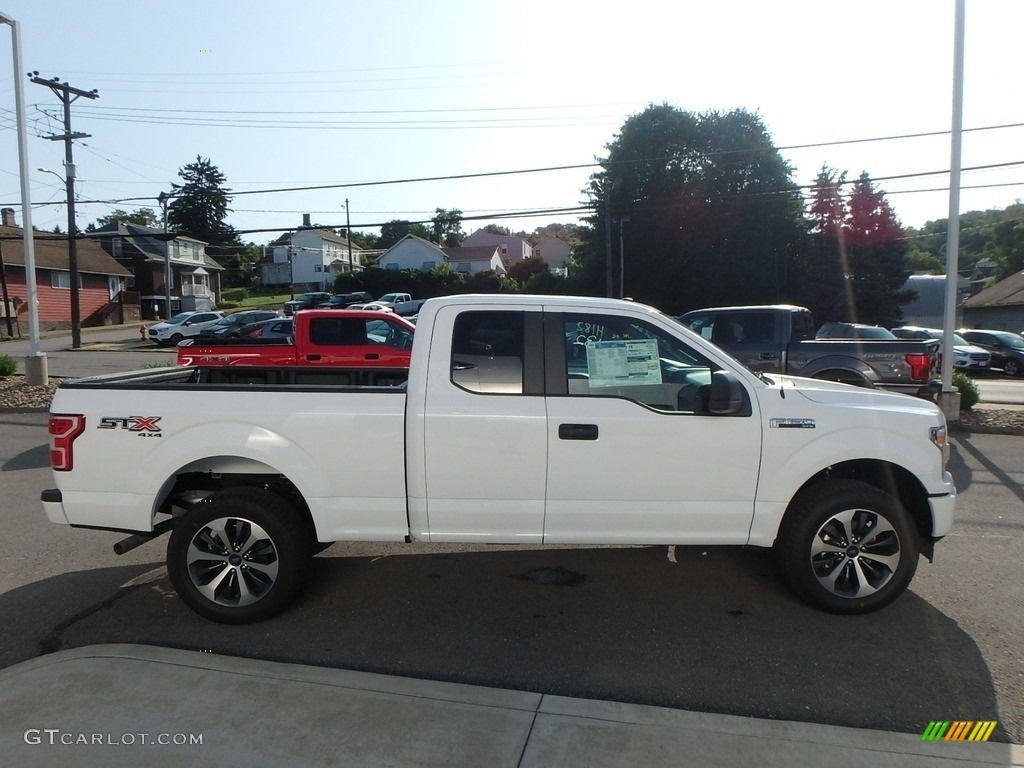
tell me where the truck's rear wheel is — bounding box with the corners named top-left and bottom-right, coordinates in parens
top-left (167, 487), bottom-right (311, 624)
top-left (775, 480), bottom-right (918, 614)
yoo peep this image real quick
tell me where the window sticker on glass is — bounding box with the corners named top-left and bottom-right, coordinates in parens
top-left (586, 338), bottom-right (662, 387)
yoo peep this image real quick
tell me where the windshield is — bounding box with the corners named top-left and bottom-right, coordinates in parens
top-left (993, 332), bottom-right (1024, 348)
top-left (166, 313), bottom-right (192, 325)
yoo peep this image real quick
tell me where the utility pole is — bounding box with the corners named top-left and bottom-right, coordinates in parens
top-left (344, 198), bottom-right (353, 273)
top-left (31, 74), bottom-right (98, 349)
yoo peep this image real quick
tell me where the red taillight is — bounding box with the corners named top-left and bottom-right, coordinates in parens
top-left (49, 414), bottom-right (85, 471)
top-left (905, 352), bottom-right (933, 382)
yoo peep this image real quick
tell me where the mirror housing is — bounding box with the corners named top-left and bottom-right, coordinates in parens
top-left (707, 370), bottom-right (747, 415)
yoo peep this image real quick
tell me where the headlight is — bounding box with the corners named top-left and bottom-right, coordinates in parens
top-left (930, 425), bottom-right (949, 469)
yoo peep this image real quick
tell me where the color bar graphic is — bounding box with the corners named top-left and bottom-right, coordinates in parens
top-left (921, 721), bottom-right (997, 742)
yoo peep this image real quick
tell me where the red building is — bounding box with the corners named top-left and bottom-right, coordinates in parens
top-left (0, 208), bottom-right (134, 334)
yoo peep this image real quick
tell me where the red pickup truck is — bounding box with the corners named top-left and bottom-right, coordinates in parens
top-left (177, 309), bottom-right (415, 369)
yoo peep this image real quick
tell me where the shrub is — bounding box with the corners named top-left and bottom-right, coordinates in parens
top-left (953, 369), bottom-right (980, 410)
top-left (0, 354), bottom-right (16, 377)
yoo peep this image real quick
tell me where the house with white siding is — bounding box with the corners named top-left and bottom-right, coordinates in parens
top-left (263, 214), bottom-right (362, 291)
top-left (532, 236), bottom-right (572, 274)
top-left (462, 229), bottom-right (533, 266)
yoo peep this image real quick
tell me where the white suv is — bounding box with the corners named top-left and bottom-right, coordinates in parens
top-left (148, 311), bottom-right (225, 346)
top-left (891, 326), bottom-right (991, 370)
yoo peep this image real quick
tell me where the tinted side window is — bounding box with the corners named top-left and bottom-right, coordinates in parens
top-left (308, 317), bottom-right (368, 346)
top-left (563, 313), bottom-right (713, 414)
top-left (451, 311), bottom-right (524, 394)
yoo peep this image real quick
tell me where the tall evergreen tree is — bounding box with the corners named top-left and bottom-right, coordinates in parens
top-left (166, 156), bottom-right (250, 286)
top-left (167, 156), bottom-right (237, 244)
top-left (793, 166), bottom-right (848, 322)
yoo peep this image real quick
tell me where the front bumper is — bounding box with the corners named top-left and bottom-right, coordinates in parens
top-left (928, 472), bottom-right (957, 538)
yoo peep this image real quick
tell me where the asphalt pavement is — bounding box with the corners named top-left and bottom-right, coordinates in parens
top-left (1, 644), bottom-right (1019, 768)
top-left (2, 325), bottom-right (1023, 765)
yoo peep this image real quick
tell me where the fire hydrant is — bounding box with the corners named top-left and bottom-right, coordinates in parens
top-left (139, 325), bottom-right (147, 341)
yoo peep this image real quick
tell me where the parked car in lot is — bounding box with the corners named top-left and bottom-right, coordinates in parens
top-left (890, 327), bottom-right (991, 371)
top-left (678, 305), bottom-right (939, 397)
top-left (349, 302), bottom-right (394, 312)
top-left (375, 292), bottom-right (426, 315)
top-left (959, 329), bottom-right (1024, 376)
top-left (283, 292), bottom-right (331, 316)
top-left (148, 311), bottom-right (225, 346)
top-left (199, 310), bottom-right (280, 339)
top-left (177, 310), bottom-right (414, 369)
top-left (316, 291), bottom-right (374, 309)
top-left (241, 317), bottom-right (294, 340)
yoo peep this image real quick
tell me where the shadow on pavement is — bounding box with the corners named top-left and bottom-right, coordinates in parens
top-left (20, 544), bottom-right (1011, 744)
top-left (955, 433), bottom-right (1024, 504)
top-left (2, 443), bottom-right (50, 472)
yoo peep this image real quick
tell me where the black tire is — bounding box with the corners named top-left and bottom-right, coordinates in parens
top-left (169, 333), bottom-right (184, 345)
top-left (167, 487), bottom-right (312, 624)
top-left (1004, 359), bottom-right (1021, 377)
top-left (775, 480), bottom-right (918, 614)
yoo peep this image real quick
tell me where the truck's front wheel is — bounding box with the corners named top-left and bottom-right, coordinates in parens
top-left (167, 488), bottom-right (311, 624)
top-left (776, 480), bottom-right (918, 614)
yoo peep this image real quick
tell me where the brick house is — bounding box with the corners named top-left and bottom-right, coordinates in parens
top-left (0, 208), bottom-right (133, 333)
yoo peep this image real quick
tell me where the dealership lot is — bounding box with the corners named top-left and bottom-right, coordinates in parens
top-left (0, 409), bottom-right (1020, 743)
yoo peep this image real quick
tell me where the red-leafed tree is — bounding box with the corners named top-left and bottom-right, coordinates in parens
top-left (797, 168), bottom-right (911, 326)
top-left (843, 172), bottom-right (913, 326)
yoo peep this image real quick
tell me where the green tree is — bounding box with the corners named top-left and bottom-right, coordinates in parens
top-left (431, 208), bottom-right (464, 247)
top-left (166, 156), bottom-right (247, 285)
top-left (990, 217), bottom-right (1024, 279)
top-left (792, 166), bottom-right (848, 323)
top-left (92, 208), bottom-right (159, 229)
top-left (167, 156), bottom-right (237, 245)
top-left (578, 104), bottom-right (806, 313)
top-left (378, 220), bottom-right (430, 250)
top-left (507, 257), bottom-right (550, 284)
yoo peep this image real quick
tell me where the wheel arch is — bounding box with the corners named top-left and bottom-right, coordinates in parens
top-left (154, 455), bottom-right (320, 544)
top-left (800, 356), bottom-right (878, 386)
top-left (787, 459), bottom-right (933, 551)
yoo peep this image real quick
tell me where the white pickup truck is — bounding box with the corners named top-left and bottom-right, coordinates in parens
top-left (375, 292), bottom-right (426, 316)
top-left (42, 295), bottom-right (956, 624)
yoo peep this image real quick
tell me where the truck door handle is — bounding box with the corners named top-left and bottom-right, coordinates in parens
top-left (759, 352), bottom-right (777, 360)
top-left (558, 423), bottom-right (599, 440)
top-left (306, 354), bottom-right (322, 361)
top-left (365, 353), bottom-right (379, 360)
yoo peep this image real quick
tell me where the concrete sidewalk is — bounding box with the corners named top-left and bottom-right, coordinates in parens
top-left (0, 645), bottom-right (1019, 768)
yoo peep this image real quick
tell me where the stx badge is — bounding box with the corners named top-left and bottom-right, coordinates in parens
top-left (98, 416), bottom-right (162, 434)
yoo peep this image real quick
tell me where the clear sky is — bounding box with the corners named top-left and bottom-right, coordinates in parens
top-left (1, 0), bottom-right (1021, 246)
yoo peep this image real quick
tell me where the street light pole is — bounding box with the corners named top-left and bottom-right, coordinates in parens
top-left (344, 198), bottom-right (353, 273)
top-left (618, 215), bottom-right (630, 299)
top-left (0, 12), bottom-right (46, 383)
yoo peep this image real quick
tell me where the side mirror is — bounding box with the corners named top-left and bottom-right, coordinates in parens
top-left (707, 370), bottom-right (746, 415)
